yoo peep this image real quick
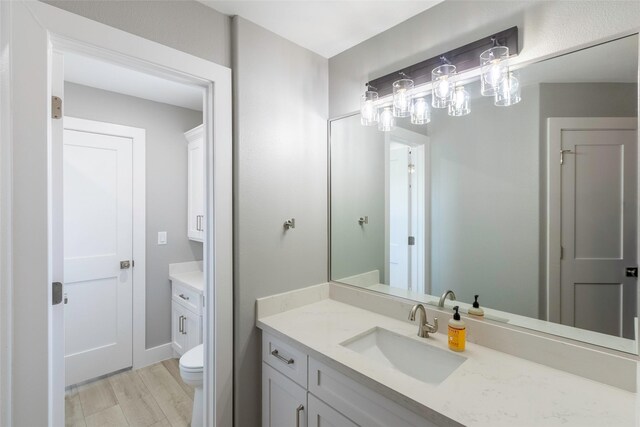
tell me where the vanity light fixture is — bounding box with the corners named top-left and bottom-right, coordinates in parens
top-left (480, 43), bottom-right (510, 96)
top-left (431, 62), bottom-right (456, 109)
top-left (494, 72), bottom-right (522, 106)
top-left (410, 97), bottom-right (431, 125)
top-left (448, 85), bottom-right (471, 117)
top-left (358, 27), bottom-right (519, 131)
top-left (360, 83), bottom-right (379, 126)
top-left (392, 73), bottom-right (414, 117)
top-left (378, 107), bottom-right (395, 132)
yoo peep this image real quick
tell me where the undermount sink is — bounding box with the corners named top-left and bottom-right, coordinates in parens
top-left (341, 327), bottom-right (466, 385)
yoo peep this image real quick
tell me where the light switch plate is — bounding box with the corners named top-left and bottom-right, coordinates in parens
top-left (158, 231), bottom-right (167, 245)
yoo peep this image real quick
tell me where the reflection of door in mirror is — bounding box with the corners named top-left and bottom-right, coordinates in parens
top-left (548, 117), bottom-right (637, 339)
top-left (385, 128), bottom-right (429, 294)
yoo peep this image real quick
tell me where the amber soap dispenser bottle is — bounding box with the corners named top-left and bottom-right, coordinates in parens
top-left (448, 306), bottom-right (466, 352)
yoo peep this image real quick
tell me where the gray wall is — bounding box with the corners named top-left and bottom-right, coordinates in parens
top-left (429, 83), bottom-right (540, 318)
top-left (43, 0), bottom-right (231, 67)
top-left (331, 115), bottom-right (385, 281)
top-left (232, 16), bottom-right (328, 427)
top-left (329, 0), bottom-right (640, 118)
top-left (64, 82), bottom-right (203, 349)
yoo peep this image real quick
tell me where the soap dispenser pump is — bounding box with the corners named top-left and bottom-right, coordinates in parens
top-left (468, 295), bottom-right (485, 317)
top-left (448, 306), bottom-right (466, 352)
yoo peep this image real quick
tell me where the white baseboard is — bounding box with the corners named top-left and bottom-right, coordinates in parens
top-left (135, 343), bottom-right (174, 369)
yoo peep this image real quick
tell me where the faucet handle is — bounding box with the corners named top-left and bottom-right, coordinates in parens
top-left (428, 317), bottom-right (439, 334)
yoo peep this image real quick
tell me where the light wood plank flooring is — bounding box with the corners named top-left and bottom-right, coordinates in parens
top-left (66, 359), bottom-right (194, 427)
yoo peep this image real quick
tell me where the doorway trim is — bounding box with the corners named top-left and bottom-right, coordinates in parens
top-left (546, 117), bottom-right (637, 324)
top-left (0, 2), bottom-right (233, 426)
top-left (62, 117), bottom-right (152, 373)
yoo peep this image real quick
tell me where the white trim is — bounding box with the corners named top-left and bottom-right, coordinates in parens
top-left (62, 117), bottom-right (147, 372)
top-left (546, 117), bottom-right (638, 324)
top-left (140, 343), bottom-right (174, 368)
top-left (0, 2), bottom-right (233, 426)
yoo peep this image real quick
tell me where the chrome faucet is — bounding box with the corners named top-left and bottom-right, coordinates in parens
top-left (438, 290), bottom-right (456, 308)
top-left (408, 304), bottom-right (438, 338)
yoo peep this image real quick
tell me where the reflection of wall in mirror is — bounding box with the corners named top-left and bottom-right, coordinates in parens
top-left (331, 116), bottom-right (386, 283)
top-left (430, 81), bottom-right (637, 320)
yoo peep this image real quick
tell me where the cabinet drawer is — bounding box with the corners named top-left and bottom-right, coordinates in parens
top-left (263, 333), bottom-right (308, 388)
top-left (172, 282), bottom-right (202, 315)
top-left (308, 359), bottom-right (440, 427)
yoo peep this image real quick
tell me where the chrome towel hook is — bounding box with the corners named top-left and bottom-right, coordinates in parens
top-left (283, 218), bottom-right (296, 230)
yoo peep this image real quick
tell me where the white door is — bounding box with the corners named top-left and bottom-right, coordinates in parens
top-left (63, 119), bottom-right (134, 385)
top-left (556, 118), bottom-right (637, 338)
top-left (389, 144), bottom-right (411, 289)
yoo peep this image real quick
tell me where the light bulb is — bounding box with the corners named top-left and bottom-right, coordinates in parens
top-left (431, 64), bottom-right (456, 109)
top-left (378, 107), bottom-right (395, 132)
top-left (448, 86), bottom-right (470, 117)
top-left (393, 78), bottom-right (413, 117)
top-left (410, 97), bottom-right (430, 125)
top-left (360, 89), bottom-right (378, 126)
top-left (480, 46), bottom-right (510, 97)
top-left (436, 78), bottom-right (450, 98)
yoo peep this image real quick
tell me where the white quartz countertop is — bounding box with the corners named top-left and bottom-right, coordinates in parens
top-left (169, 261), bottom-right (203, 293)
top-left (257, 299), bottom-right (638, 427)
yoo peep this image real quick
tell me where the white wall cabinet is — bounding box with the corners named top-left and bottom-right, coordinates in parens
top-left (185, 125), bottom-right (204, 242)
top-left (171, 282), bottom-right (203, 356)
top-left (262, 333), bottom-right (439, 427)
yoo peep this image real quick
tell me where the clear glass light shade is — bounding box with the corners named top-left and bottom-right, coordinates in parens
top-left (494, 72), bottom-right (522, 106)
top-left (378, 107), bottom-right (395, 132)
top-left (480, 46), bottom-right (510, 96)
top-left (448, 86), bottom-right (471, 117)
top-left (431, 64), bottom-right (456, 108)
top-left (392, 78), bottom-right (414, 117)
top-left (360, 90), bottom-right (379, 126)
top-left (410, 97), bottom-right (431, 125)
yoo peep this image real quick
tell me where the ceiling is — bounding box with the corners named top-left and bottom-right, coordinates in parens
top-left (199, 0), bottom-right (445, 58)
top-left (64, 52), bottom-right (204, 111)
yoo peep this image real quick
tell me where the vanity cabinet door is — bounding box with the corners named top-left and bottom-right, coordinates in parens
top-left (183, 310), bottom-right (202, 352)
top-left (263, 362), bottom-right (307, 427)
top-left (171, 303), bottom-right (188, 355)
top-left (308, 394), bottom-right (357, 427)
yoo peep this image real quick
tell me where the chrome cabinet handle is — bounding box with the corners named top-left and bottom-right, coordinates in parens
top-left (295, 404), bottom-right (304, 427)
top-left (182, 316), bottom-right (187, 335)
top-left (178, 315), bottom-right (183, 333)
top-left (271, 349), bottom-right (294, 365)
top-left (196, 215), bottom-right (204, 231)
top-left (179, 293), bottom-right (190, 301)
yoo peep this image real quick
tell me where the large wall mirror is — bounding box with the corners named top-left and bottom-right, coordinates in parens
top-left (330, 34), bottom-right (639, 354)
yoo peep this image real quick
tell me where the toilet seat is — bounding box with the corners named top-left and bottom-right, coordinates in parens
top-left (179, 344), bottom-right (204, 373)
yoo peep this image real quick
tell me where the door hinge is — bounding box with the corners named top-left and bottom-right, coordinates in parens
top-left (51, 96), bottom-right (62, 119)
top-left (408, 236), bottom-right (416, 246)
top-left (560, 245), bottom-right (564, 260)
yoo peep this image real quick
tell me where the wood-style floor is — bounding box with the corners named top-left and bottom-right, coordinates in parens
top-left (65, 359), bottom-right (195, 427)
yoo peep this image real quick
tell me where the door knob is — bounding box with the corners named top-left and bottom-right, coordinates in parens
top-left (120, 260), bottom-right (131, 269)
top-left (626, 267), bottom-right (638, 278)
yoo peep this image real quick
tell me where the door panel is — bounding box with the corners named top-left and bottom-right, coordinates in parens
top-left (262, 363), bottom-right (307, 427)
top-left (560, 126), bottom-right (637, 339)
top-left (63, 125), bottom-right (133, 386)
top-left (573, 283), bottom-right (623, 336)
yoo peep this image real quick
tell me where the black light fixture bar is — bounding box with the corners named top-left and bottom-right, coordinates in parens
top-left (367, 26), bottom-right (519, 98)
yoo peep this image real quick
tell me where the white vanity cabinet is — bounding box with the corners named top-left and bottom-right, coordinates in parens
top-left (185, 125), bottom-right (204, 242)
top-left (262, 333), bottom-right (438, 427)
top-left (171, 281), bottom-right (203, 356)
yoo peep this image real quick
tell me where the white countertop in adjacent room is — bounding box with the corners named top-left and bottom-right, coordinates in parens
top-left (257, 298), bottom-right (638, 427)
top-left (169, 261), bottom-right (203, 293)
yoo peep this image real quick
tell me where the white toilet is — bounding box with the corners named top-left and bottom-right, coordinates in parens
top-left (179, 344), bottom-right (204, 427)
